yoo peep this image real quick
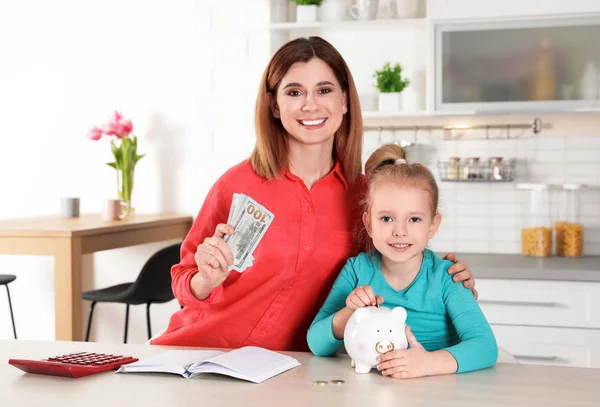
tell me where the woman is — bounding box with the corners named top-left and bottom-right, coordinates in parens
top-left (151, 37), bottom-right (475, 351)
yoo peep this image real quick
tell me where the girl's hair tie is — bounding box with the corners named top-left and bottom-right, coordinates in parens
top-left (395, 158), bottom-right (407, 165)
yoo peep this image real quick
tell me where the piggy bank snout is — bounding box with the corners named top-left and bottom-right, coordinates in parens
top-left (375, 340), bottom-right (395, 355)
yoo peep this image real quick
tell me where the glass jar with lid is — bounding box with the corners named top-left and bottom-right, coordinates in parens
top-left (489, 157), bottom-right (504, 181)
top-left (519, 184), bottom-right (552, 257)
top-left (447, 157), bottom-right (461, 180)
top-left (554, 185), bottom-right (584, 257)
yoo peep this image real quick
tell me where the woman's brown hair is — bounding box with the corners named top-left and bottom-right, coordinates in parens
top-left (360, 144), bottom-right (440, 251)
top-left (251, 36), bottom-right (363, 184)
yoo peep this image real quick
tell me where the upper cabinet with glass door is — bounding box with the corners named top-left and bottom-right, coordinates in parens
top-left (433, 15), bottom-right (600, 113)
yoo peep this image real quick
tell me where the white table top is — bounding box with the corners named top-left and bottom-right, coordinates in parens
top-left (2, 340), bottom-right (600, 407)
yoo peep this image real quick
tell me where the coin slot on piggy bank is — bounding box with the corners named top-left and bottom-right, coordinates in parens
top-left (343, 306), bottom-right (408, 374)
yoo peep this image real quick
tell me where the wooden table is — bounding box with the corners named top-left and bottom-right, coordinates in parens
top-left (0, 214), bottom-right (193, 341)
top-left (2, 340), bottom-right (600, 407)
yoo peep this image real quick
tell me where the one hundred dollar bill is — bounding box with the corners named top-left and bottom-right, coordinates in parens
top-left (225, 194), bottom-right (274, 272)
top-left (227, 193), bottom-right (243, 225)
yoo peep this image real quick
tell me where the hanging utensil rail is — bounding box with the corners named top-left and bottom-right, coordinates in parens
top-left (363, 118), bottom-right (544, 139)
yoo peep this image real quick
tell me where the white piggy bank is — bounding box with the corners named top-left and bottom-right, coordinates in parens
top-left (343, 306), bottom-right (408, 374)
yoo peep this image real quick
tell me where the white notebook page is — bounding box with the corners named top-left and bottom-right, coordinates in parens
top-left (124, 350), bottom-right (223, 372)
top-left (189, 346), bottom-right (299, 379)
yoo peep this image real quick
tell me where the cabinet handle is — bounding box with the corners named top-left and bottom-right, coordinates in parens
top-left (513, 354), bottom-right (559, 362)
top-left (478, 300), bottom-right (558, 307)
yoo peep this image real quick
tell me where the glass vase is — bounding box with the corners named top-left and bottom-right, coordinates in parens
top-left (117, 167), bottom-right (135, 212)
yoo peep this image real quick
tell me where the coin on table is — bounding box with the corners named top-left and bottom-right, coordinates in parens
top-left (314, 380), bottom-right (328, 386)
top-left (331, 380), bottom-right (345, 385)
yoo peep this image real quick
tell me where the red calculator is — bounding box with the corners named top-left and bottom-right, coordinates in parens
top-left (8, 351), bottom-right (138, 378)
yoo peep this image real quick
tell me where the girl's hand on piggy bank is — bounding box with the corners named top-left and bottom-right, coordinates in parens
top-left (376, 326), bottom-right (458, 378)
top-left (346, 285), bottom-right (384, 310)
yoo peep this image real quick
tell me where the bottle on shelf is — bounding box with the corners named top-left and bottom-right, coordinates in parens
top-left (462, 157), bottom-right (481, 180)
top-left (531, 38), bottom-right (557, 101)
top-left (489, 157), bottom-right (504, 181)
top-left (447, 157), bottom-right (461, 180)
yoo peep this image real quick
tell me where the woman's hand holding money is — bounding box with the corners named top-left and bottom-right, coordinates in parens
top-left (191, 224), bottom-right (236, 301)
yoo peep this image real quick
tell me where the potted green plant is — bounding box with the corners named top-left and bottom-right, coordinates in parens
top-left (290, 0), bottom-right (323, 23)
top-left (373, 62), bottom-right (410, 112)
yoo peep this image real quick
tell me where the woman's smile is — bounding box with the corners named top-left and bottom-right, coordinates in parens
top-left (297, 117), bottom-right (328, 129)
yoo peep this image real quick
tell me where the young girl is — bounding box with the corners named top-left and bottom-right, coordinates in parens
top-left (307, 144), bottom-right (497, 378)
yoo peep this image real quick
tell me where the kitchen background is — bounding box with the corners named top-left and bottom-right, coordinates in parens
top-left (0, 0), bottom-right (599, 366)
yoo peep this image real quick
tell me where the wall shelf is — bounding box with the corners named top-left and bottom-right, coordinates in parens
top-left (438, 159), bottom-right (517, 182)
top-left (268, 18), bottom-right (425, 31)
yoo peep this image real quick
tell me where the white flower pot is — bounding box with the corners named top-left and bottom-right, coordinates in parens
top-left (378, 92), bottom-right (403, 112)
top-left (296, 5), bottom-right (318, 23)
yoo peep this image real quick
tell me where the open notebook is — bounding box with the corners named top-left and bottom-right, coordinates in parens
top-left (116, 346), bottom-right (300, 384)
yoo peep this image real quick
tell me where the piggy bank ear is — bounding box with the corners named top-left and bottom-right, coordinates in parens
top-left (391, 307), bottom-right (407, 323)
top-left (354, 307), bottom-right (371, 324)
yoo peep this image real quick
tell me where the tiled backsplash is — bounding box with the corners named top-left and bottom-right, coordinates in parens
top-left (364, 132), bottom-right (600, 255)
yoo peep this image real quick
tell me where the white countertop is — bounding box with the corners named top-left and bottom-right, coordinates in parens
top-left (438, 253), bottom-right (600, 282)
top-left (2, 340), bottom-right (600, 407)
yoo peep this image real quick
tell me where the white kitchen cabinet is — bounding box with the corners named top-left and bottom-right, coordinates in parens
top-left (427, 0), bottom-right (600, 20)
top-left (491, 325), bottom-right (600, 368)
top-left (478, 278), bottom-right (600, 368)
top-left (476, 279), bottom-right (600, 329)
top-left (431, 14), bottom-right (600, 113)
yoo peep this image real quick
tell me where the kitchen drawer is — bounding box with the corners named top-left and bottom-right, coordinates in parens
top-left (492, 325), bottom-right (600, 368)
top-left (477, 279), bottom-right (600, 329)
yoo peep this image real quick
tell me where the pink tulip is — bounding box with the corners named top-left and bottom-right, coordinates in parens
top-left (87, 126), bottom-right (103, 141)
top-left (104, 111), bottom-right (133, 138)
top-left (111, 111), bottom-right (123, 123)
top-left (119, 119), bottom-right (133, 137)
top-left (102, 122), bottom-right (118, 136)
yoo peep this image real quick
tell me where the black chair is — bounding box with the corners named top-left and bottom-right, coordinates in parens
top-left (82, 243), bottom-right (181, 343)
top-left (0, 275), bottom-right (17, 339)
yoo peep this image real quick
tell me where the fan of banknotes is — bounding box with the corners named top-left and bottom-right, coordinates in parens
top-left (225, 193), bottom-right (275, 273)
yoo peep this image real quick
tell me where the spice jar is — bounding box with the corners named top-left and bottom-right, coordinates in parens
top-left (447, 157), bottom-right (461, 180)
top-left (462, 157), bottom-right (481, 180)
top-left (489, 157), bottom-right (504, 181)
top-left (520, 185), bottom-right (552, 257)
top-left (554, 186), bottom-right (584, 257)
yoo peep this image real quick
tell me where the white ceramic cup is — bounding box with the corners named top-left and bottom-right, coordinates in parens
top-left (60, 197), bottom-right (80, 218)
top-left (349, 0), bottom-right (379, 20)
top-left (388, 0), bottom-right (419, 18)
top-left (101, 199), bottom-right (131, 221)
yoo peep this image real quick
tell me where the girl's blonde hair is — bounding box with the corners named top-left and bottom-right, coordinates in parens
top-left (251, 36), bottom-right (363, 184)
top-left (360, 143), bottom-right (439, 251)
